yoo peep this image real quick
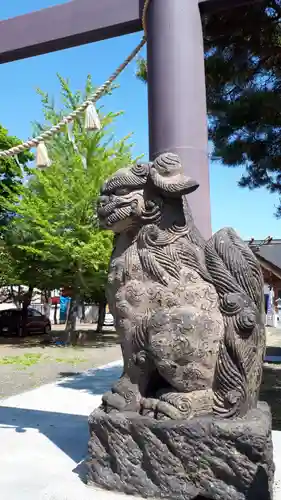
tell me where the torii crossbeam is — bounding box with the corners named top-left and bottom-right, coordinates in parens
top-left (0, 0), bottom-right (260, 238)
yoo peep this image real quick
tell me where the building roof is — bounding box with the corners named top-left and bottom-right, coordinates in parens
top-left (246, 238), bottom-right (281, 277)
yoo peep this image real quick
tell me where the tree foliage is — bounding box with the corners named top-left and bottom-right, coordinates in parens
top-left (0, 127), bottom-right (33, 291)
top-left (2, 75), bottom-right (133, 303)
top-left (0, 126), bottom-right (33, 227)
top-left (0, 239), bottom-right (18, 289)
top-left (137, 1), bottom-right (281, 214)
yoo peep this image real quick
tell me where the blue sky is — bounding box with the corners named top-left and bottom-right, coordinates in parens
top-left (0, 0), bottom-right (280, 239)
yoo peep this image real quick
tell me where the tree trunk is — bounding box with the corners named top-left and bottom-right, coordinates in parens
top-left (22, 285), bottom-right (33, 310)
top-left (96, 298), bottom-right (106, 333)
top-left (21, 285), bottom-right (33, 336)
top-left (81, 301), bottom-right (85, 323)
top-left (54, 303), bottom-right (58, 325)
top-left (65, 296), bottom-right (78, 346)
top-left (10, 285), bottom-right (20, 308)
top-left (43, 290), bottom-right (51, 318)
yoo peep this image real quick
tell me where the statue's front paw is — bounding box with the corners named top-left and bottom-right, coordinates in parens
top-left (139, 397), bottom-right (184, 420)
top-left (157, 389), bottom-right (213, 419)
top-left (111, 378), bottom-right (138, 405)
top-left (101, 391), bottom-right (126, 413)
top-left (156, 400), bottom-right (184, 420)
top-left (102, 391), bottom-right (141, 413)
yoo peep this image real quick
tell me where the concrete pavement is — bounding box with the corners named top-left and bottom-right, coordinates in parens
top-left (0, 360), bottom-right (280, 499)
top-left (0, 360), bottom-right (130, 500)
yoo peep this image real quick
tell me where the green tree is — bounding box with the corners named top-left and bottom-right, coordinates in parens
top-left (0, 127), bottom-right (33, 297)
top-left (0, 240), bottom-right (18, 289)
top-left (137, 1), bottom-right (281, 214)
top-left (3, 75), bottom-right (134, 342)
top-left (0, 126), bottom-right (33, 227)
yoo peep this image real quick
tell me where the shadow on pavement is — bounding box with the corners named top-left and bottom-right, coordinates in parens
top-left (0, 406), bottom-right (88, 463)
top-left (264, 346), bottom-right (281, 363)
top-left (0, 364), bottom-right (122, 463)
top-left (57, 364), bottom-right (122, 395)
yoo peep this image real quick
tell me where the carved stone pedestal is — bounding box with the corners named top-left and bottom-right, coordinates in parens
top-left (87, 402), bottom-right (274, 500)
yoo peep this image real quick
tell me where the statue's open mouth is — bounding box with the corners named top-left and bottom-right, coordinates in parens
top-left (98, 204), bottom-right (133, 229)
top-left (97, 203), bottom-right (116, 228)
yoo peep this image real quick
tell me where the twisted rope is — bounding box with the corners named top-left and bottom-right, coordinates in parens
top-left (0, 0), bottom-right (151, 159)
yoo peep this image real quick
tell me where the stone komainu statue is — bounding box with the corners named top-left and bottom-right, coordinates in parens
top-left (96, 152), bottom-right (264, 420)
top-left (88, 153), bottom-right (274, 500)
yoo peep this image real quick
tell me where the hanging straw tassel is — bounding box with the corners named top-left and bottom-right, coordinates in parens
top-left (84, 103), bottom-right (101, 131)
top-left (36, 141), bottom-right (51, 169)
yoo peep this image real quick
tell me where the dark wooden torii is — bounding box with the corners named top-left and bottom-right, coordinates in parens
top-left (0, 0), bottom-right (260, 238)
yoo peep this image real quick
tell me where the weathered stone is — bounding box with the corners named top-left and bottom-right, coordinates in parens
top-left (88, 402), bottom-right (274, 500)
top-left (94, 153), bottom-right (266, 419)
top-left (87, 152), bottom-right (274, 498)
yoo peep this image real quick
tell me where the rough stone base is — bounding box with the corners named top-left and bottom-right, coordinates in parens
top-left (87, 402), bottom-right (274, 500)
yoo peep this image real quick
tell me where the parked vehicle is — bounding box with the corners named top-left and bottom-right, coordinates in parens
top-left (0, 308), bottom-right (51, 336)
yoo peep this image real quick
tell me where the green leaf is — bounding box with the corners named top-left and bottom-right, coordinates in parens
top-left (2, 74), bottom-right (135, 297)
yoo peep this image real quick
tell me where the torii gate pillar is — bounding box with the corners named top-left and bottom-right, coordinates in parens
top-left (147, 0), bottom-right (211, 238)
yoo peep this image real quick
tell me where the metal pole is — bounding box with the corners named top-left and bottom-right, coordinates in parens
top-left (146, 0), bottom-right (212, 239)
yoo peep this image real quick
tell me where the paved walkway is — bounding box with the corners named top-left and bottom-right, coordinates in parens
top-left (267, 327), bottom-right (281, 348)
top-left (0, 360), bottom-right (134, 500)
top-left (0, 360), bottom-right (280, 499)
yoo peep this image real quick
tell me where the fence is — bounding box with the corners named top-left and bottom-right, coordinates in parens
top-left (30, 302), bottom-right (100, 325)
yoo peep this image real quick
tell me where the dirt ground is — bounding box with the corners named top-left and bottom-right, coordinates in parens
top-left (0, 328), bottom-right (121, 399)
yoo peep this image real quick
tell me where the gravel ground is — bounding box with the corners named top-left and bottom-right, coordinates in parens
top-left (267, 326), bottom-right (281, 347)
top-left (0, 329), bottom-right (121, 399)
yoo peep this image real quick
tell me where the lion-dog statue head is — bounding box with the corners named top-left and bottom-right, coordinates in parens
top-left (98, 152), bottom-right (199, 234)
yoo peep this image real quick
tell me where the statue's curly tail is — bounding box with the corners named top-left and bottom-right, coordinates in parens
top-left (205, 228), bottom-right (265, 418)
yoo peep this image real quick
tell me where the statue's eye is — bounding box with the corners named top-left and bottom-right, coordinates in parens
top-left (115, 188), bottom-right (130, 196)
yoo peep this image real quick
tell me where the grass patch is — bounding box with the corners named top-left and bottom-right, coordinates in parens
top-left (54, 356), bottom-right (87, 364)
top-left (0, 353), bottom-right (43, 367)
top-left (0, 352), bottom-right (88, 368)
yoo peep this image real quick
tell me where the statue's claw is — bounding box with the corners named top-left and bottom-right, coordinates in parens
top-left (140, 397), bottom-right (158, 417)
top-left (102, 385), bottom-right (141, 413)
top-left (140, 396), bottom-right (187, 420)
top-left (156, 400), bottom-right (182, 420)
top-left (156, 389), bottom-right (214, 420)
top-left (101, 391), bottom-right (127, 412)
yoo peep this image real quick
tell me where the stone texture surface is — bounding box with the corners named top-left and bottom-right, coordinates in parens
top-left (96, 152), bottom-right (266, 420)
top-left (88, 402), bottom-right (274, 500)
top-left (88, 153), bottom-right (274, 499)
